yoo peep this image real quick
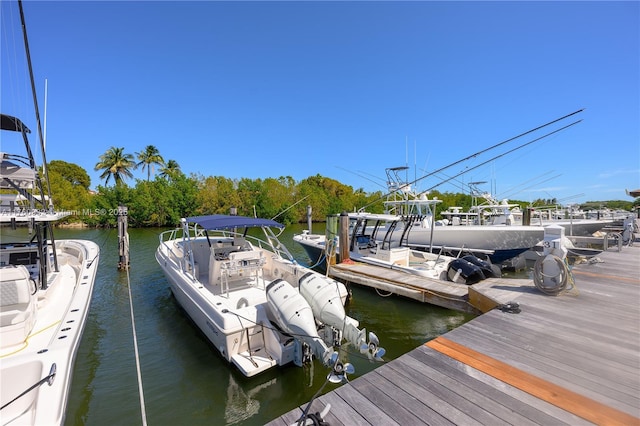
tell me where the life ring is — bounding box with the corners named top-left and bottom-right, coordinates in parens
top-left (236, 297), bottom-right (249, 309)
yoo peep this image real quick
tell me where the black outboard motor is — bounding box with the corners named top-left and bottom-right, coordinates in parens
top-left (447, 258), bottom-right (485, 285)
top-left (461, 255), bottom-right (500, 279)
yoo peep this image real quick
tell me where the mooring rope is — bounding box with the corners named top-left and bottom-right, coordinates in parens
top-left (125, 266), bottom-right (148, 425)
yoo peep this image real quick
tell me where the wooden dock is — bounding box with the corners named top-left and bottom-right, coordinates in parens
top-left (267, 245), bottom-right (640, 425)
top-left (328, 261), bottom-right (531, 315)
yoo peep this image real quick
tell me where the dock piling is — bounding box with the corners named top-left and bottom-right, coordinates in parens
top-left (117, 205), bottom-right (129, 270)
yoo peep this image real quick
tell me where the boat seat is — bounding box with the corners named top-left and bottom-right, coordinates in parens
top-left (233, 237), bottom-right (249, 250)
top-left (0, 266), bottom-right (36, 347)
top-left (225, 251), bottom-right (265, 275)
top-left (209, 248), bottom-right (265, 288)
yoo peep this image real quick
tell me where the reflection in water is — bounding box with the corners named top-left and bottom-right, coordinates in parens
top-left (61, 225), bottom-right (475, 425)
top-left (225, 375), bottom-right (276, 425)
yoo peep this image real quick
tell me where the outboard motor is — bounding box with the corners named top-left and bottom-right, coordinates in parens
top-left (447, 258), bottom-right (485, 285)
top-left (299, 272), bottom-right (367, 347)
top-left (265, 279), bottom-right (333, 366)
top-left (461, 255), bottom-right (500, 279)
top-left (298, 272), bottom-right (346, 327)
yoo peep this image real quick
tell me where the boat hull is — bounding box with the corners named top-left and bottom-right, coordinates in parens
top-left (294, 234), bottom-right (328, 271)
top-left (0, 239), bottom-right (100, 425)
top-left (295, 225), bottom-right (543, 265)
top-left (395, 225), bottom-right (544, 264)
top-left (155, 229), bottom-right (352, 377)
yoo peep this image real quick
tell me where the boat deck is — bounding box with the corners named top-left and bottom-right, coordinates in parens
top-left (266, 245), bottom-right (640, 425)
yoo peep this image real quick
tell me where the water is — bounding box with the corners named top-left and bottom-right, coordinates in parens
top-left (59, 224), bottom-right (475, 425)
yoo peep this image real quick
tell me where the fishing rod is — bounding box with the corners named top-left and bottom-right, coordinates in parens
top-left (271, 194), bottom-right (310, 221)
top-left (414, 108), bottom-right (583, 188)
top-left (358, 110), bottom-right (584, 211)
top-left (18, 0), bottom-right (53, 210)
top-left (424, 119), bottom-right (582, 192)
top-left (335, 165), bottom-right (387, 190)
top-left (498, 171), bottom-right (563, 200)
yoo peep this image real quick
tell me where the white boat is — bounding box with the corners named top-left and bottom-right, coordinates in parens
top-left (352, 167), bottom-right (542, 264)
top-left (462, 191), bottom-right (619, 237)
top-left (1, 114), bottom-right (100, 425)
top-left (155, 215), bottom-right (384, 378)
top-left (295, 212), bottom-right (500, 285)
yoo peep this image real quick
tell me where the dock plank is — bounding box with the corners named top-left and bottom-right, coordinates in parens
top-left (412, 345), bottom-right (592, 425)
top-left (374, 361), bottom-right (483, 426)
top-left (464, 312), bottom-right (639, 385)
top-left (333, 384), bottom-right (400, 425)
top-left (329, 262), bottom-right (480, 313)
top-left (269, 246), bottom-right (640, 425)
top-left (391, 352), bottom-right (536, 426)
top-left (446, 323), bottom-right (640, 412)
top-left (348, 371), bottom-right (428, 425)
top-left (359, 369), bottom-right (454, 426)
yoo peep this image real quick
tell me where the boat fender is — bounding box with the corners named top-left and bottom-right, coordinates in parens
top-left (236, 297), bottom-right (249, 309)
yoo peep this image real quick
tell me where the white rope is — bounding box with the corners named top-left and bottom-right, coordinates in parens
top-left (532, 255), bottom-right (577, 296)
top-left (126, 266), bottom-right (148, 425)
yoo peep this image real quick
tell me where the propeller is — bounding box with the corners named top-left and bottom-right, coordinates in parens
top-left (360, 331), bottom-right (385, 361)
top-left (326, 352), bottom-right (355, 384)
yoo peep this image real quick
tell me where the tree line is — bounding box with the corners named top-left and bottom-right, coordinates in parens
top-left (45, 145), bottom-right (637, 228)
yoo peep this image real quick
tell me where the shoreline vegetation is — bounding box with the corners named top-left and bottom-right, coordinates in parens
top-left (38, 150), bottom-right (637, 229)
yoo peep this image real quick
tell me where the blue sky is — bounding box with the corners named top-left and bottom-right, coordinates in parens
top-left (2, 1), bottom-right (638, 204)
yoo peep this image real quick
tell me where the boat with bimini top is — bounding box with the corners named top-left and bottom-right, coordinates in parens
top-left (155, 214), bottom-right (384, 378)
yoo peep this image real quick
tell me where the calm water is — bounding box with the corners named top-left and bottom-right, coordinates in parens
top-left (57, 224), bottom-right (475, 425)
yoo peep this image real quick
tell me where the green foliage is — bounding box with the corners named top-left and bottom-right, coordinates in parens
top-left (46, 156), bottom-right (637, 228)
top-left (48, 160), bottom-right (91, 189)
top-left (195, 175), bottom-right (242, 216)
top-left (86, 184), bottom-right (133, 227)
top-left (45, 168), bottom-right (90, 221)
top-left (580, 200), bottom-right (634, 211)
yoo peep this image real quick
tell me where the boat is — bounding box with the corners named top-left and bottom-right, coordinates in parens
top-left (440, 182), bottom-right (622, 237)
top-left (294, 212), bottom-right (500, 285)
top-left (155, 215), bottom-right (384, 378)
top-left (0, 114), bottom-right (100, 425)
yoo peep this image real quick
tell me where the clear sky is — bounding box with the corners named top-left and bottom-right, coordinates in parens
top-left (2, 1), bottom-right (639, 204)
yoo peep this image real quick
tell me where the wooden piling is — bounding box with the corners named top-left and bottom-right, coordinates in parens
top-left (338, 211), bottom-right (350, 263)
top-left (117, 205), bottom-right (129, 270)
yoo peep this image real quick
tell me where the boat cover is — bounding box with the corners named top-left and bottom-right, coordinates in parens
top-left (185, 215), bottom-right (284, 230)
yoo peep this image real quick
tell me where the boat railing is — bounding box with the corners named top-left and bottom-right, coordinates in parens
top-left (158, 228), bottom-right (183, 259)
top-left (159, 223), bottom-right (293, 283)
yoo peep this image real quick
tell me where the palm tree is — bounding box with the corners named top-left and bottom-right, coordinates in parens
top-left (136, 145), bottom-right (165, 181)
top-left (159, 159), bottom-right (181, 180)
top-left (94, 147), bottom-right (137, 186)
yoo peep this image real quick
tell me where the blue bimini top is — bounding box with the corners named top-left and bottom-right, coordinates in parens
top-left (185, 214), bottom-right (284, 231)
